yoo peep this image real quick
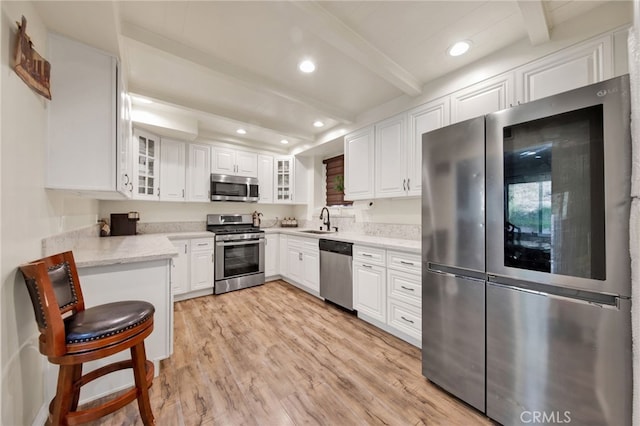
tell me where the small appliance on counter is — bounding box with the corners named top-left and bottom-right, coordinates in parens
top-left (252, 211), bottom-right (263, 227)
top-left (110, 212), bottom-right (139, 236)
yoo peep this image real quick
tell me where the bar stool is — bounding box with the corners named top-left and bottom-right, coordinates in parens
top-left (19, 251), bottom-right (156, 425)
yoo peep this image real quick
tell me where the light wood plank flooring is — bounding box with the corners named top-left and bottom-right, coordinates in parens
top-left (85, 280), bottom-right (492, 425)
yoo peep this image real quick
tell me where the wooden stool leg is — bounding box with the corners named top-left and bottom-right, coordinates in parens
top-left (51, 364), bottom-right (76, 425)
top-left (69, 364), bottom-right (83, 411)
top-left (131, 342), bottom-right (155, 426)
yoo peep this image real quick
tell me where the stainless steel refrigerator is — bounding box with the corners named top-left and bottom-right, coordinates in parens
top-left (422, 75), bottom-right (632, 425)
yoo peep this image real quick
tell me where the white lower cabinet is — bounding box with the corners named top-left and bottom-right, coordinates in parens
top-left (265, 233), bottom-right (279, 277)
top-left (190, 239), bottom-right (215, 290)
top-left (353, 244), bottom-right (387, 323)
top-left (353, 244), bottom-right (421, 347)
top-left (353, 261), bottom-right (386, 322)
top-left (387, 299), bottom-right (421, 340)
top-left (386, 250), bottom-right (422, 346)
top-left (171, 237), bottom-right (215, 300)
top-left (279, 234), bottom-right (288, 278)
top-left (170, 239), bottom-right (189, 294)
top-left (284, 236), bottom-right (319, 294)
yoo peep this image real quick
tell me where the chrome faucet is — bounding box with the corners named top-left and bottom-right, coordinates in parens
top-left (319, 207), bottom-right (330, 231)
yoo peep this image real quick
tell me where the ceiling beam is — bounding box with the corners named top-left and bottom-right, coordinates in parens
top-left (287, 1), bottom-right (422, 97)
top-left (121, 22), bottom-right (355, 125)
top-left (127, 86), bottom-right (315, 143)
top-left (517, 0), bottom-right (550, 45)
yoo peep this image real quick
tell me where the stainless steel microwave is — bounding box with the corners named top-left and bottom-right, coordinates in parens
top-left (210, 174), bottom-right (259, 202)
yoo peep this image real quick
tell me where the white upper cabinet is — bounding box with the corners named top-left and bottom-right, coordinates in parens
top-left (47, 33), bottom-right (129, 198)
top-left (211, 147), bottom-right (258, 177)
top-left (274, 156), bottom-right (295, 203)
top-left (133, 128), bottom-right (160, 200)
top-left (186, 144), bottom-right (211, 202)
top-left (257, 154), bottom-right (274, 203)
top-left (407, 97), bottom-right (450, 197)
top-left (344, 126), bottom-right (375, 201)
top-left (516, 34), bottom-right (613, 103)
top-left (375, 114), bottom-right (407, 198)
top-left (159, 138), bottom-right (186, 202)
top-left (119, 93), bottom-right (134, 198)
top-left (451, 73), bottom-right (514, 123)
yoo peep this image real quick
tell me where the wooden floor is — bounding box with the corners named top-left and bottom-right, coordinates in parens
top-left (85, 280), bottom-right (492, 425)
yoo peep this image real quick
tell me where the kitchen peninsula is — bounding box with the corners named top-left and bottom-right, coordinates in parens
top-left (41, 229), bottom-right (177, 403)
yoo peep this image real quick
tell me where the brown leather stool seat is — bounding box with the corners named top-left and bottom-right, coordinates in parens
top-left (64, 301), bottom-right (154, 345)
top-left (20, 251), bottom-right (156, 425)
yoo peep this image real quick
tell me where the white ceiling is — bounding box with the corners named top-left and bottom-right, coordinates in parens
top-left (33, 0), bottom-right (619, 153)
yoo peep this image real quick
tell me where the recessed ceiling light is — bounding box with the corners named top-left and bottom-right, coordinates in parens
top-left (313, 120), bottom-right (325, 128)
top-left (131, 95), bottom-right (153, 104)
top-left (280, 139), bottom-right (289, 145)
top-left (298, 59), bottom-right (316, 73)
top-left (448, 41), bottom-right (471, 57)
top-left (236, 128), bottom-right (247, 135)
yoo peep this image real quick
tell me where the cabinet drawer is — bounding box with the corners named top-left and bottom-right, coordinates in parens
top-left (387, 299), bottom-right (421, 339)
top-left (191, 238), bottom-right (214, 251)
top-left (387, 269), bottom-right (421, 306)
top-left (353, 245), bottom-right (386, 266)
top-left (387, 250), bottom-right (421, 274)
top-left (288, 236), bottom-right (318, 254)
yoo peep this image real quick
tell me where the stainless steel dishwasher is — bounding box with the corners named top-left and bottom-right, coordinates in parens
top-left (319, 239), bottom-right (354, 311)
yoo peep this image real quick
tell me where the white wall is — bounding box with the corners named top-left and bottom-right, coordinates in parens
top-left (1, 2), bottom-right (100, 425)
top-left (99, 200), bottom-right (294, 224)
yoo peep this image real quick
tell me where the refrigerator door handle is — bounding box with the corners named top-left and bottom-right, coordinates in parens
top-left (427, 262), bottom-right (485, 282)
top-left (487, 274), bottom-right (620, 308)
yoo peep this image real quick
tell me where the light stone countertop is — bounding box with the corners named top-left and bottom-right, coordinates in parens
top-left (61, 234), bottom-right (179, 268)
top-left (264, 228), bottom-right (421, 254)
top-left (51, 227), bottom-right (420, 269)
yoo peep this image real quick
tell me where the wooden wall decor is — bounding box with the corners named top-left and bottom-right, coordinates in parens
top-left (13, 16), bottom-right (51, 100)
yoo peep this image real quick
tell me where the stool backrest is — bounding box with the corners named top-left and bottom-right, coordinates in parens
top-left (19, 251), bottom-right (85, 357)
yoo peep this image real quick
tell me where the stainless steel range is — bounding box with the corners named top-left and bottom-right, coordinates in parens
top-left (207, 214), bottom-right (265, 294)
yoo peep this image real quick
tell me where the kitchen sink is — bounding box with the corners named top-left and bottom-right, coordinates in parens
top-left (299, 230), bottom-right (335, 234)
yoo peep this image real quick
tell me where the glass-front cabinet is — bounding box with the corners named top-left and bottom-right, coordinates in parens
top-left (274, 156), bottom-right (294, 203)
top-left (133, 128), bottom-right (160, 200)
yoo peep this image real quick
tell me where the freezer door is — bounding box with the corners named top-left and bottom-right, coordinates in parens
top-left (422, 116), bottom-right (485, 272)
top-left (486, 282), bottom-right (631, 426)
top-left (422, 269), bottom-right (485, 412)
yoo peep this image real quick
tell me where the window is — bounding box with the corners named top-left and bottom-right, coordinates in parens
top-left (323, 155), bottom-right (352, 207)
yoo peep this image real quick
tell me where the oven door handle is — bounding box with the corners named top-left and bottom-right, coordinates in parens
top-left (216, 239), bottom-right (264, 247)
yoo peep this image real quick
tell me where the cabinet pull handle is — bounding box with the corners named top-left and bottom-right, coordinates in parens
top-left (124, 173), bottom-right (130, 185)
top-left (400, 261), bottom-right (414, 266)
top-left (128, 182), bottom-right (133, 191)
top-left (212, 253), bottom-right (214, 263)
top-left (182, 189), bottom-right (185, 198)
top-left (299, 252), bottom-right (303, 261)
top-left (403, 179), bottom-right (406, 191)
top-left (157, 187), bottom-right (160, 196)
top-left (197, 242), bottom-right (208, 246)
top-left (184, 245), bottom-right (187, 254)
top-left (401, 316), bottom-right (414, 324)
top-left (362, 253), bottom-right (373, 257)
top-left (363, 264), bottom-right (373, 269)
top-left (407, 178), bottom-right (410, 191)
top-left (400, 285), bottom-right (414, 291)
